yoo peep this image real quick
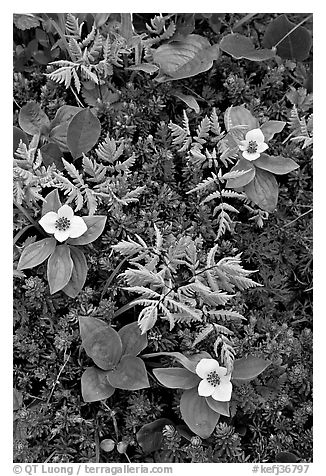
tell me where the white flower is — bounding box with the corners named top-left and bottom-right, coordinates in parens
top-left (195, 358), bottom-right (232, 402)
top-left (39, 204), bottom-right (87, 243)
top-left (238, 128), bottom-right (268, 161)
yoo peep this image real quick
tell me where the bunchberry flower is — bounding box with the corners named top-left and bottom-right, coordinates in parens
top-left (195, 358), bottom-right (232, 402)
top-left (238, 128), bottom-right (268, 161)
top-left (39, 204), bottom-right (87, 242)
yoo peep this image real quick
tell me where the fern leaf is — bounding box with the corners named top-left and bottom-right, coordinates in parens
top-left (193, 324), bottom-right (214, 346)
top-left (46, 67), bottom-right (73, 89)
top-left (123, 268), bottom-right (164, 287)
top-left (112, 238), bottom-right (146, 257)
top-left (208, 309), bottom-right (246, 322)
top-left (187, 173), bottom-right (218, 194)
top-left (193, 116), bottom-right (210, 149)
top-left (138, 305), bottom-right (158, 333)
top-left (82, 23), bottom-right (96, 47)
top-left (65, 13), bottom-right (81, 39)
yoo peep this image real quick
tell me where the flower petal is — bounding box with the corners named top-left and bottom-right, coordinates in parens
top-left (196, 358), bottom-right (220, 379)
top-left (245, 128), bottom-right (265, 144)
top-left (238, 142), bottom-right (248, 151)
top-left (215, 366), bottom-right (230, 380)
top-left (57, 204), bottom-right (74, 220)
top-left (256, 142), bottom-right (269, 153)
top-left (211, 381), bottom-right (233, 402)
top-left (242, 150), bottom-right (260, 161)
top-left (54, 229), bottom-right (71, 242)
top-left (69, 216), bottom-right (87, 238)
top-left (39, 212), bottom-right (58, 234)
top-left (198, 379), bottom-right (214, 397)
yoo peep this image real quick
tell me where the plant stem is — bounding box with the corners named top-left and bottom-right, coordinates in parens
top-left (273, 15), bottom-right (313, 49)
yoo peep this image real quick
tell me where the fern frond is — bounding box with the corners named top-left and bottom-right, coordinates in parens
top-left (123, 268), bottom-right (164, 287)
top-left (88, 32), bottom-right (103, 62)
top-left (122, 286), bottom-right (161, 299)
top-left (187, 173), bottom-right (218, 194)
top-left (112, 237), bottom-right (147, 257)
top-left (208, 309), bottom-right (245, 322)
top-left (65, 13), bottom-right (81, 39)
top-left (193, 324), bottom-right (214, 346)
top-left (46, 66), bottom-right (73, 89)
top-left (210, 108), bottom-right (223, 138)
top-left (82, 23), bottom-right (96, 47)
top-left (96, 135), bottom-right (124, 164)
top-left (138, 305), bottom-right (158, 333)
top-left (193, 116), bottom-right (210, 149)
top-left (68, 37), bottom-right (82, 61)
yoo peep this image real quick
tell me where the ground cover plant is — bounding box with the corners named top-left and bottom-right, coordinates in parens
top-left (13, 12), bottom-right (313, 464)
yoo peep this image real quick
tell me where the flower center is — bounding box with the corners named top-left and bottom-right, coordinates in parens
top-left (55, 217), bottom-right (70, 231)
top-left (247, 140), bottom-right (258, 154)
top-left (206, 371), bottom-right (221, 387)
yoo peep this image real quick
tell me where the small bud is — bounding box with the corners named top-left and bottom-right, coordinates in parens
top-left (117, 441), bottom-right (128, 454)
top-left (100, 439), bottom-right (115, 452)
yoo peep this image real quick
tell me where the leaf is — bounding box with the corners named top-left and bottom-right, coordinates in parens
top-left (180, 387), bottom-right (220, 438)
top-left (17, 237), bottom-right (57, 270)
top-left (260, 121), bottom-right (286, 141)
top-left (275, 452), bottom-right (299, 463)
top-left (39, 143), bottom-right (63, 170)
top-left (253, 153), bottom-right (299, 175)
top-left (13, 388), bottom-right (23, 411)
top-left (136, 418), bottom-right (173, 454)
top-left (205, 398), bottom-right (230, 416)
top-left (127, 64), bottom-right (159, 74)
top-left (18, 101), bottom-right (50, 135)
top-left (142, 351), bottom-right (210, 373)
top-left (262, 14), bottom-right (312, 61)
top-left (81, 367), bottom-right (115, 402)
top-left (153, 367), bottom-right (200, 389)
top-left (62, 246), bottom-right (88, 298)
top-left (42, 189), bottom-right (62, 216)
top-left (100, 439), bottom-right (115, 452)
top-left (48, 105), bottom-right (82, 152)
top-left (92, 13), bottom-right (111, 28)
top-left (224, 105), bottom-right (258, 132)
top-left (67, 109), bottom-right (101, 159)
top-left (220, 33), bottom-right (276, 61)
top-left (13, 14), bottom-right (40, 30)
top-left (232, 356), bottom-right (271, 381)
top-left (172, 92), bottom-right (200, 113)
top-left (47, 244), bottom-right (73, 294)
top-left (13, 126), bottom-right (29, 154)
top-left (154, 34), bottom-right (219, 82)
top-left (243, 168), bottom-right (279, 212)
top-left (118, 322), bottom-right (148, 357)
top-left (107, 355), bottom-right (150, 390)
top-left (79, 317), bottom-right (123, 370)
top-left (226, 158), bottom-right (256, 188)
top-left (67, 216), bottom-right (107, 245)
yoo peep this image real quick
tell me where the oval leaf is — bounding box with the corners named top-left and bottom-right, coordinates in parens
top-left (262, 14), bottom-right (312, 61)
top-left (260, 121), bottom-right (286, 141)
top-left (253, 153), bottom-right (299, 175)
top-left (232, 356), bottom-right (271, 381)
top-left (153, 367), bottom-right (200, 389)
top-left (13, 126), bottom-right (29, 154)
top-left (79, 317), bottom-right (123, 370)
top-left (118, 322), bottom-right (148, 357)
top-left (39, 142), bottom-right (63, 170)
top-left (18, 101), bottom-right (50, 135)
top-left (47, 244), bottom-right (73, 294)
top-left (67, 216), bottom-right (107, 245)
top-left (226, 158), bottom-right (256, 188)
top-left (136, 418), bottom-right (173, 454)
top-left (243, 168), bottom-right (279, 212)
top-left (107, 355), bottom-right (149, 390)
top-left (224, 105), bottom-right (258, 132)
top-left (205, 397), bottom-right (230, 416)
top-left (17, 237), bottom-right (57, 270)
top-left (81, 367), bottom-right (115, 402)
top-left (49, 105), bottom-right (83, 152)
top-left (220, 33), bottom-right (276, 61)
top-left (172, 92), bottom-right (200, 113)
top-left (180, 387), bottom-right (220, 438)
top-left (62, 246), bottom-right (88, 298)
top-left (67, 109), bottom-right (101, 159)
top-left (127, 64), bottom-right (159, 74)
top-left (42, 189), bottom-right (62, 216)
top-left (142, 351), bottom-right (211, 373)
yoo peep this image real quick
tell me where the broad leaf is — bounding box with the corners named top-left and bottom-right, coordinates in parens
top-left (68, 216), bottom-right (107, 245)
top-left (262, 14), bottom-right (312, 61)
top-left (81, 367), bottom-right (115, 402)
top-left (220, 33), bottom-right (276, 61)
top-left (127, 64), bottom-right (159, 74)
top-left (142, 351), bottom-right (211, 374)
top-left (39, 143), bottom-right (63, 170)
top-left (232, 356), bottom-right (271, 381)
top-left (62, 246), bottom-right (88, 298)
top-left (107, 355), bottom-right (149, 390)
top-left (260, 121), bottom-right (286, 141)
top-left (205, 397), bottom-right (230, 416)
top-left (172, 92), bottom-right (200, 113)
top-left (79, 317), bottom-right (123, 370)
top-left (18, 101), bottom-right (50, 135)
top-left (48, 105), bottom-right (82, 152)
top-left (42, 189), bottom-right (62, 216)
top-left (243, 168), bottom-right (279, 212)
top-left (47, 244), bottom-right (73, 294)
top-left (136, 418), bottom-right (173, 454)
top-left (13, 126), bottom-right (29, 154)
top-left (224, 105), bottom-right (258, 132)
top-left (118, 322), bottom-right (148, 357)
top-left (253, 153), bottom-right (299, 175)
top-left (226, 158), bottom-right (256, 188)
top-left (153, 367), bottom-right (200, 389)
top-left (154, 34), bottom-right (219, 82)
top-left (180, 387), bottom-right (220, 438)
top-left (17, 237), bottom-right (56, 270)
top-left (13, 388), bottom-right (23, 411)
top-left (67, 108), bottom-right (101, 159)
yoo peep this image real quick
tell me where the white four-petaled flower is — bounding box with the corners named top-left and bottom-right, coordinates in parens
top-left (39, 204), bottom-right (87, 243)
top-left (238, 128), bottom-right (268, 161)
top-left (195, 358), bottom-right (232, 402)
